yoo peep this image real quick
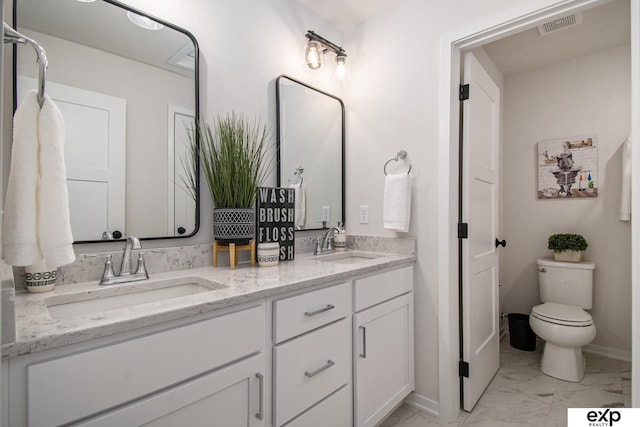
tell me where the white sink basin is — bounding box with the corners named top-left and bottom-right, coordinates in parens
top-left (46, 276), bottom-right (226, 320)
top-left (315, 252), bottom-right (384, 264)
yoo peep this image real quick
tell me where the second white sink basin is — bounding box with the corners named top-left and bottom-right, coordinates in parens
top-left (315, 251), bottom-right (384, 264)
top-left (46, 276), bottom-right (226, 320)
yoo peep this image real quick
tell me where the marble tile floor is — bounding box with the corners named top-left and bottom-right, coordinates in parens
top-left (383, 337), bottom-right (631, 427)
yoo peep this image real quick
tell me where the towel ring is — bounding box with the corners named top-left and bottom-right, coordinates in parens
top-left (3, 23), bottom-right (48, 108)
top-left (384, 150), bottom-right (411, 175)
top-left (292, 166), bottom-right (304, 185)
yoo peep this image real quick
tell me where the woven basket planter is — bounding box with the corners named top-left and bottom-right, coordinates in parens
top-left (213, 208), bottom-right (255, 244)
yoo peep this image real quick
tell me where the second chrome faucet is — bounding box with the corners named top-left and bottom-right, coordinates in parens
top-left (314, 227), bottom-right (341, 255)
top-left (99, 236), bottom-right (149, 285)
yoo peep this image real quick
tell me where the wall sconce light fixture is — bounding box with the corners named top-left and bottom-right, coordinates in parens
top-left (305, 30), bottom-right (347, 77)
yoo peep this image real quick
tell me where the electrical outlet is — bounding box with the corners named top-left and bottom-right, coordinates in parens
top-left (322, 206), bottom-right (331, 222)
top-left (359, 205), bottom-right (369, 224)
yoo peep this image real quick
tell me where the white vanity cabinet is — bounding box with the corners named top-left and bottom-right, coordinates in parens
top-left (353, 266), bottom-right (414, 427)
top-left (6, 303), bottom-right (266, 427)
top-left (272, 282), bottom-right (352, 427)
top-left (4, 259), bottom-right (415, 427)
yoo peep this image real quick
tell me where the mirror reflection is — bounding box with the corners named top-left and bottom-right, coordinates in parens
top-left (276, 75), bottom-right (344, 231)
top-left (13, 0), bottom-right (199, 242)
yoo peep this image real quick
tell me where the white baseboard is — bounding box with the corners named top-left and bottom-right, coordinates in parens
top-left (583, 343), bottom-right (631, 362)
top-left (405, 392), bottom-right (439, 417)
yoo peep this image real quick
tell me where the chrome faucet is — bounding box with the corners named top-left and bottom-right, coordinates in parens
top-left (314, 227), bottom-right (341, 255)
top-left (99, 236), bottom-right (149, 285)
top-left (120, 236), bottom-right (142, 275)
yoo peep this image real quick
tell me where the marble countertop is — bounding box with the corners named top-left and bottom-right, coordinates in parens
top-left (3, 250), bottom-right (414, 359)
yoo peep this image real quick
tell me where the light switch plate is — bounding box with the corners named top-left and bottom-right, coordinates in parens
top-left (322, 206), bottom-right (331, 222)
top-left (359, 205), bottom-right (369, 224)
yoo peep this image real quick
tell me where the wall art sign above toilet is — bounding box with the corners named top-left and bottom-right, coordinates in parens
top-left (537, 135), bottom-right (598, 199)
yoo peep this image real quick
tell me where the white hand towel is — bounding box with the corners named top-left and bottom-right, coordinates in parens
top-left (383, 172), bottom-right (411, 232)
top-left (37, 93), bottom-right (75, 268)
top-left (290, 181), bottom-right (306, 229)
top-left (2, 91), bottom-right (75, 269)
top-left (3, 91), bottom-right (41, 266)
top-left (620, 134), bottom-right (631, 221)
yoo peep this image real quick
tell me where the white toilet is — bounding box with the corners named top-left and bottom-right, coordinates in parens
top-left (529, 258), bottom-right (596, 382)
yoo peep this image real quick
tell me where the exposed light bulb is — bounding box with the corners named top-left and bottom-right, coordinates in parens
top-left (335, 53), bottom-right (347, 81)
top-left (305, 40), bottom-right (323, 70)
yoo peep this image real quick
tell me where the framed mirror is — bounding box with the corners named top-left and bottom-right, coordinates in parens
top-left (12, 0), bottom-right (200, 242)
top-left (276, 75), bottom-right (344, 231)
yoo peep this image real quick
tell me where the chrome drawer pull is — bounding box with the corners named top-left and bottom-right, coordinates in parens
top-left (255, 373), bottom-right (264, 420)
top-left (304, 359), bottom-right (335, 377)
top-left (304, 304), bottom-right (335, 317)
top-left (359, 326), bottom-right (367, 358)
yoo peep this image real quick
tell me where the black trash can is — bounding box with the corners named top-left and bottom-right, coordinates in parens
top-left (508, 313), bottom-right (536, 351)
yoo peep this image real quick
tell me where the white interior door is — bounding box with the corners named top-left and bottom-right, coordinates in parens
top-left (18, 77), bottom-right (126, 241)
top-left (167, 105), bottom-right (195, 236)
top-left (461, 51), bottom-right (501, 411)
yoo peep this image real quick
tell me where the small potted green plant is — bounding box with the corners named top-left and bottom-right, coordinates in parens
top-left (547, 233), bottom-right (588, 262)
top-left (188, 112), bottom-right (272, 244)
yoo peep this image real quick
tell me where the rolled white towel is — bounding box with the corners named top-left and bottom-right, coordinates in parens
top-left (2, 91), bottom-right (75, 269)
top-left (383, 172), bottom-right (411, 232)
top-left (290, 181), bottom-right (306, 229)
top-left (2, 91), bottom-right (41, 266)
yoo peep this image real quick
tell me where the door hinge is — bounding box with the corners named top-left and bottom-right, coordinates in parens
top-left (459, 360), bottom-right (469, 378)
top-left (459, 84), bottom-right (470, 101)
top-left (458, 223), bottom-right (468, 239)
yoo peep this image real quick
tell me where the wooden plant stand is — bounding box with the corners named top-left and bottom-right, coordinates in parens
top-left (213, 240), bottom-right (256, 270)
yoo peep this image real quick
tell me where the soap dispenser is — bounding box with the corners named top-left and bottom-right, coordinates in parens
top-left (334, 222), bottom-right (346, 251)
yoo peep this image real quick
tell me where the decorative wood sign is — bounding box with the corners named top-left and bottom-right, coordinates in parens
top-left (256, 187), bottom-right (295, 260)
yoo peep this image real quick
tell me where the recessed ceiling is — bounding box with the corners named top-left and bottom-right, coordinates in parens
top-left (483, 0), bottom-right (630, 75)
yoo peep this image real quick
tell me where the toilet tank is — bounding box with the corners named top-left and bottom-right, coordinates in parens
top-left (537, 258), bottom-right (595, 309)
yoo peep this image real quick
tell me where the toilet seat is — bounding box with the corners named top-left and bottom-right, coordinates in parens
top-left (532, 302), bottom-right (593, 327)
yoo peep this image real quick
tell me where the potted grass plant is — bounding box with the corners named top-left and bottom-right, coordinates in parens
top-left (189, 112), bottom-right (272, 243)
top-left (547, 233), bottom-right (588, 262)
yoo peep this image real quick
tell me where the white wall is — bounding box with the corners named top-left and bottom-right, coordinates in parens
top-left (501, 43), bottom-right (632, 354)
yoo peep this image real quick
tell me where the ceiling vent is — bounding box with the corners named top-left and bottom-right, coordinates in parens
top-left (537, 13), bottom-right (582, 36)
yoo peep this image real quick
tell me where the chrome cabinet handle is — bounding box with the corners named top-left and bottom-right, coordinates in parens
top-left (304, 360), bottom-right (335, 377)
top-left (255, 373), bottom-right (264, 420)
top-left (304, 304), bottom-right (335, 317)
top-left (538, 267), bottom-right (547, 273)
top-left (359, 326), bottom-right (367, 358)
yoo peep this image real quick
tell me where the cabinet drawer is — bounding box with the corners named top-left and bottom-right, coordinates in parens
top-left (274, 319), bottom-right (350, 426)
top-left (285, 385), bottom-right (352, 427)
top-left (27, 304), bottom-right (265, 427)
top-left (355, 265), bottom-right (413, 312)
top-left (274, 282), bottom-right (350, 343)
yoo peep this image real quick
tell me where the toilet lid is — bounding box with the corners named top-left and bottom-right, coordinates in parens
top-left (532, 302), bottom-right (593, 327)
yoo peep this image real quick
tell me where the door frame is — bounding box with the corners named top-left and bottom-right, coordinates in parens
top-left (437, 0), bottom-right (639, 420)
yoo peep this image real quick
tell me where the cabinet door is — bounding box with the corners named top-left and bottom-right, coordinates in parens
top-left (354, 293), bottom-right (414, 427)
top-left (80, 354), bottom-right (265, 427)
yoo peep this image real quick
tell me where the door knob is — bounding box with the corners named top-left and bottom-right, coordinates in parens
top-left (495, 238), bottom-right (507, 248)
